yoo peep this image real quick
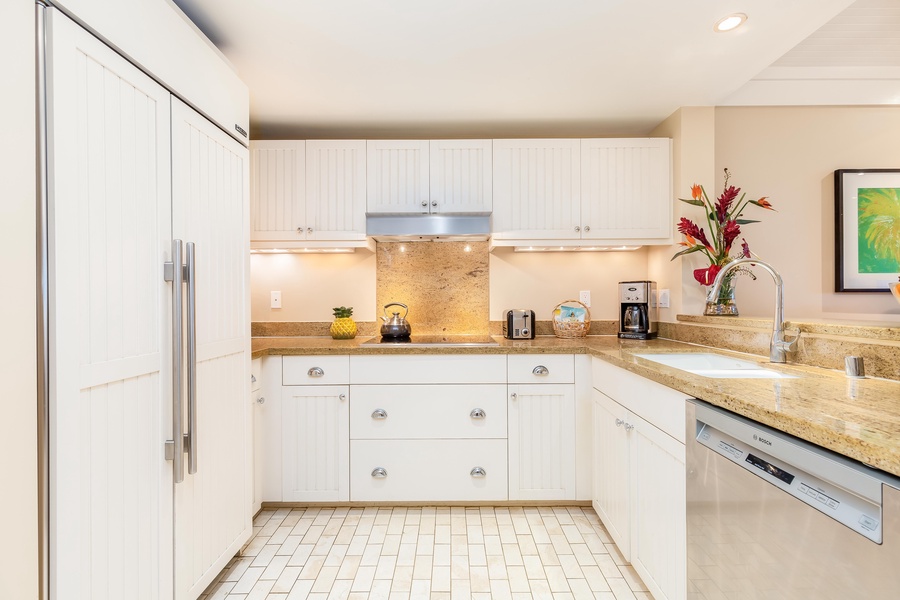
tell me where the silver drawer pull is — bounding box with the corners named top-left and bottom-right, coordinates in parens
top-left (532, 365), bottom-right (549, 376)
top-left (308, 367), bottom-right (324, 377)
top-left (256, 396), bottom-right (266, 405)
top-left (470, 408), bottom-right (486, 419)
top-left (510, 392), bottom-right (517, 400)
top-left (615, 418), bottom-right (624, 427)
top-left (470, 467), bottom-right (487, 478)
top-left (371, 467), bottom-right (388, 478)
top-left (372, 408), bottom-right (388, 419)
top-left (339, 394), bottom-right (347, 401)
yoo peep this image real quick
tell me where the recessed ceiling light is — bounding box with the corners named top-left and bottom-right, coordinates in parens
top-left (714, 13), bottom-right (747, 33)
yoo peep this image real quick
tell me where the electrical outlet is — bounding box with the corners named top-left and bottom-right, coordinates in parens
top-left (579, 290), bottom-right (591, 307)
top-left (270, 291), bottom-right (282, 309)
top-left (659, 288), bottom-right (671, 308)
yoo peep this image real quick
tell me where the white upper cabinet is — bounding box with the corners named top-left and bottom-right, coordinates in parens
top-left (429, 140), bottom-right (493, 213)
top-left (492, 139), bottom-right (582, 240)
top-left (250, 140), bottom-right (368, 247)
top-left (492, 137), bottom-right (672, 246)
top-left (367, 140), bottom-right (492, 214)
top-left (366, 140), bottom-right (430, 213)
top-left (306, 140), bottom-right (368, 241)
top-left (250, 141), bottom-right (305, 242)
top-left (581, 138), bottom-right (672, 242)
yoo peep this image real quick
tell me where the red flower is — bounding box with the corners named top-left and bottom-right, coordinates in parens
top-left (715, 185), bottom-right (740, 223)
top-left (741, 238), bottom-right (751, 258)
top-left (722, 220), bottom-right (741, 254)
top-left (677, 217), bottom-right (712, 250)
top-left (693, 264), bottom-right (722, 286)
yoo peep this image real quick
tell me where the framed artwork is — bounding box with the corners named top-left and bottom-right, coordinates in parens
top-left (834, 169), bottom-right (900, 292)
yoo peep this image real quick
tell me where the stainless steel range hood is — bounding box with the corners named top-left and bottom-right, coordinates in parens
top-left (366, 214), bottom-right (491, 242)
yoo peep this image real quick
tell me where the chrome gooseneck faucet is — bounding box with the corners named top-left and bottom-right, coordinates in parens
top-left (707, 258), bottom-right (800, 363)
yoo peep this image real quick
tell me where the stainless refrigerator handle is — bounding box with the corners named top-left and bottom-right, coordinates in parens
top-left (165, 239), bottom-right (185, 484)
top-left (186, 242), bottom-right (198, 475)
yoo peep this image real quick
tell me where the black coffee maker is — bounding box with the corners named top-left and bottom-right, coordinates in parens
top-left (618, 281), bottom-right (658, 339)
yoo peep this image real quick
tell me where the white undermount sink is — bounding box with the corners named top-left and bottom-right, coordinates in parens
top-left (634, 353), bottom-right (799, 379)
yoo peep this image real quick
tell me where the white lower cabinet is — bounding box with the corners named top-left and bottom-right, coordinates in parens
top-left (281, 356), bottom-right (351, 502)
top-left (591, 357), bottom-right (687, 600)
top-left (508, 383), bottom-right (576, 500)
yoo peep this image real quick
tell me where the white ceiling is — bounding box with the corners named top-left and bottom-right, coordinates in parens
top-left (171, 0), bottom-right (898, 139)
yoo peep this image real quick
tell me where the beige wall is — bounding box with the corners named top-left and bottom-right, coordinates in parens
top-left (251, 246), bottom-right (652, 324)
top-left (0, 1), bottom-right (39, 598)
top-left (648, 107), bottom-right (716, 320)
top-left (714, 106), bottom-right (900, 323)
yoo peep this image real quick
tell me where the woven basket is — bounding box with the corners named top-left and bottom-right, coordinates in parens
top-left (552, 300), bottom-right (591, 338)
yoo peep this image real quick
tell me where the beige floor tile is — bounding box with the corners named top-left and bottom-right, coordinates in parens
top-left (260, 555), bottom-right (291, 580)
top-left (285, 578), bottom-right (314, 599)
top-left (207, 506), bottom-right (654, 600)
top-left (351, 565), bottom-right (376, 592)
top-left (374, 554), bottom-right (397, 580)
top-left (310, 565), bottom-right (339, 592)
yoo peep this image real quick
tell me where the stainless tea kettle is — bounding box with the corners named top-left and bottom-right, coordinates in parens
top-left (380, 302), bottom-right (412, 338)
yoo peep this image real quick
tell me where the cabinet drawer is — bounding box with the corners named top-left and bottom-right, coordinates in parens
top-left (350, 439), bottom-right (508, 502)
top-left (350, 385), bottom-right (507, 440)
top-left (350, 355), bottom-right (506, 384)
top-left (283, 355), bottom-right (350, 385)
top-left (251, 357), bottom-right (262, 392)
top-left (508, 354), bottom-right (574, 384)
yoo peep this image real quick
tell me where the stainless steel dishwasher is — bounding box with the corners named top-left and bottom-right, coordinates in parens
top-left (686, 400), bottom-right (900, 599)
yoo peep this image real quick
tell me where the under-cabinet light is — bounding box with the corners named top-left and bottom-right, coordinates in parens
top-left (513, 245), bottom-right (641, 252)
top-left (250, 248), bottom-right (355, 254)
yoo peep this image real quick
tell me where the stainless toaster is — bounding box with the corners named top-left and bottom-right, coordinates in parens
top-left (503, 309), bottom-right (535, 340)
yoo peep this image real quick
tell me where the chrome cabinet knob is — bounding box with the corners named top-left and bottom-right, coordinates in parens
top-left (510, 392), bottom-right (517, 400)
top-left (308, 367), bottom-right (324, 377)
top-left (574, 225), bottom-right (581, 232)
top-left (256, 396), bottom-right (266, 405)
top-left (250, 374), bottom-right (257, 383)
top-left (470, 467), bottom-right (486, 478)
top-left (339, 393), bottom-right (347, 401)
top-left (615, 418), bottom-right (624, 427)
top-left (371, 408), bottom-right (388, 419)
top-left (470, 408), bottom-right (486, 419)
top-left (532, 365), bottom-right (549, 376)
top-left (296, 226), bottom-right (303, 233)
top-left (421, 201), bottom-right (428, 207)
top-left (624, 423), bottom-right (635, 432)
top-left (307, 227), bottom-right (313, 234)
top-left (584, 225), bottom-right (590, 232)
top-left (431, 201), bottom-right (437, 207)
top-left (371, 467), bottom-right (388, 478)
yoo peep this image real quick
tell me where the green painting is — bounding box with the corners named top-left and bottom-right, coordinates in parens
top-left (857, 187), bottom-right (900, 273)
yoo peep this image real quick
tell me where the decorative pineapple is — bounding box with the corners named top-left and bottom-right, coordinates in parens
top-left (330, 306), bottom-right (358, 340)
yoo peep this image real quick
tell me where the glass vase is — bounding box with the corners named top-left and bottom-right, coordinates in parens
top-left (704, 276), bottom-right (739, 316)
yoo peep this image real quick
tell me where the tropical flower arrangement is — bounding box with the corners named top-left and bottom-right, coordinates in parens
top-left (672, 168), bottom-right (775, 313)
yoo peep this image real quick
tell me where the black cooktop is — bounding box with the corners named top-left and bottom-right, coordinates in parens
top-left (363, 334), bottom-right (499, 347)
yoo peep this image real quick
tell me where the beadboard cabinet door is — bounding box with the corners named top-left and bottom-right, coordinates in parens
top-left (591, 389), bottom-right (632, 558)
top-left (366, 140), bottom-right (431, 214)
top-left (492, 139), bottom-right (581, 239)
top-left (249, 141), bottom-right (305, 242)
top-left (282, 385), bottom-right (350, 502)
top-left (429, 140), bottom-right (493, 213)
top-left (306, 140), bottom-right (367, 241)
top-left (507, 383), bottom-right (576, 500)
top-left (581, 138), bottom-right (673, 242)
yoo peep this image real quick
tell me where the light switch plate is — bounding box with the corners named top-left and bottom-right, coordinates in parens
top-left (271, 291), bottom-right (282, 309)
top-left (579, 290), bottom-right (591, 307)
top-left (659, 289), bottom-right (670, 308)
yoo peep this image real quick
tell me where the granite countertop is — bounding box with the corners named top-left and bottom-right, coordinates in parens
top-left (251, 335), bottom-right (900, 479)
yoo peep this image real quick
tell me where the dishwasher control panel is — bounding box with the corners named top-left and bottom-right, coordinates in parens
top-left (697, 422), bottom-right (884, 543)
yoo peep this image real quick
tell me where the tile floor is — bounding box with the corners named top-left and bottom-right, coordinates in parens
top-left (200, 505), bottom-right (651, 600)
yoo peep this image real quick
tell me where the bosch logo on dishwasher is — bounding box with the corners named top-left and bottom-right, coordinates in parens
top-left (753, 434), bottom-right (773, 446)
